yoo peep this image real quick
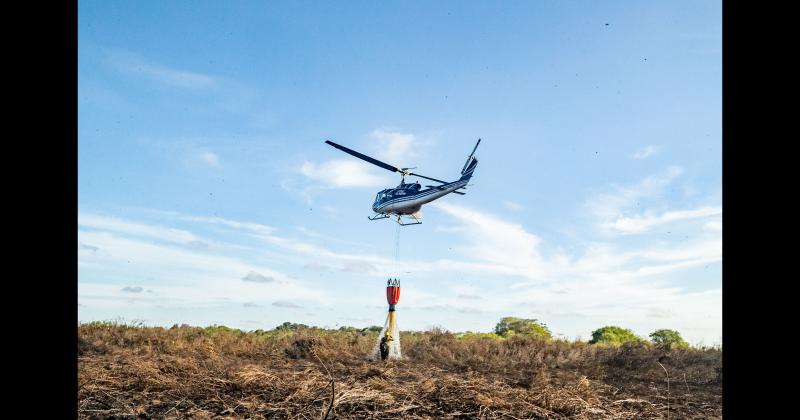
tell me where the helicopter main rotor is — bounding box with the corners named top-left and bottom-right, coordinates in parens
top-left (324, 140), bottom-right (448, 185)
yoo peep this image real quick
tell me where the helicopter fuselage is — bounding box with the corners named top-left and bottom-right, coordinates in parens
top-left (372, 177), bottom-right (469, 215)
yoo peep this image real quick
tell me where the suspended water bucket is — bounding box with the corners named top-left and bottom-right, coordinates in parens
top-left (386, 278), bottom-right (401, 308)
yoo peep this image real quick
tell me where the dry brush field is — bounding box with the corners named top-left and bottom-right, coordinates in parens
top-left (78, 323), bottom-right (721, 419)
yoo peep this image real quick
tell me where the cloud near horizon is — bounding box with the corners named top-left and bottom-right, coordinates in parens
top-left (78, 184), bottom-right (720, 344)
top-left (273, 300), bottom-right (302, 309)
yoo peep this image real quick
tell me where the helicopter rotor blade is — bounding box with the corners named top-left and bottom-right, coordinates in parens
top-left (324, 140), bottom-right (450, 184)
top-left (407, 172), bottom-right (447, 184)
top-left (425, 184), bottom-right (466, 195)
top-left (325, 140), bottom-right (401, 174)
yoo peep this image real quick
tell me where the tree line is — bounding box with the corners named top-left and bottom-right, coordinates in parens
top-left (263, 317), bottom-right (692, 349)
top-left (489, 317), bottom-right (690, 349)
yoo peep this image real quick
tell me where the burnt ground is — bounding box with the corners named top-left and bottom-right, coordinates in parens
top-left (78, 324), bottom-right (721, 419)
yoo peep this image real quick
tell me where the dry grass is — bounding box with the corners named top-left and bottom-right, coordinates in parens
top-left (78, 322), bottom-right (721, 419)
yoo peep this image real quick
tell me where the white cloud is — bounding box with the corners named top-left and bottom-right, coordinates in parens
top-left (77, 206), bottom-right (721, 343)
top-left (273, 300), bottom-right (302, 309)
top-left (242, 271), bottom-right (277, 283)
top-left (300, 159), bottom-right (390, 188)
top-left (340, 260), bottom-right (378, 273)
top-left (106, 51), bottom-right (215, 89)
top-left (604, 206), bottom-right (722, 234)
top-left (299, 129), bottom-right (423, 189)
top-left (585, 166), bottom-right (684, 231)
top-left (433, 202), bottom-right (550, 276)
top-left (201, 152), bottom-right (220, 167)
top-left (79, 230), bottom-right (283, 284)
top-left (78, 213), bottom-right (204, 246)
top-left (703, 219), bottom-right (722, 232)
top-left (79, 242), bottom-right (99, 253)
top-left (502, 201), bottom-right (525, 212)
top-left (127, 211), bottom-right (395, 273)
top-left (78, 228), bottom-right (325, 311)
top-left (176, 215), bottom-right (276, 237)
top-left (425, 202), bottom-right (721, 342)
top-left (295, 226), bottom-right (371, 248)
top-left (435, 225), bottom-right (464, 233)
top-left (633, 145), bottom-right (659, 159)
top-left (431, 202), bottom-right (720, 284)
top-left (76, 214), bottom-right (332, 302)
top-left (369, 129), bottom-right (417, 164)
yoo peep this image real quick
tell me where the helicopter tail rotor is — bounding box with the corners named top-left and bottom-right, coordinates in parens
top-left (460, 157), bottom-right (478, 181)
top-left (461, 139), bottom-right (481, 173)
top-left (459, 139), bottom-right (480, 181)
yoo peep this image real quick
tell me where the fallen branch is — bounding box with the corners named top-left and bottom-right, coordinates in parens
top-left (657, 361), bottom-right (670, 420)
top-left (312, 350), bottom-right (335, 420)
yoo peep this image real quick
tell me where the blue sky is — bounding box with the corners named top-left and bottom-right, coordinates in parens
top-left (78, 1), bottom-right (721, 345)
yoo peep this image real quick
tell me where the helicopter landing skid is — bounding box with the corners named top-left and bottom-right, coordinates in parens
top-left (396, 215), bottom-right (422, 226)
top-left (368, 213), bottom-right (390, 221)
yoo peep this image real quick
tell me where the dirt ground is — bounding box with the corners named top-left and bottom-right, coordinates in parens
top-left (78, 324), bottom-right (721, 419)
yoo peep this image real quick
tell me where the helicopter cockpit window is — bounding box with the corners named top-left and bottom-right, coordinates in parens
top-left (375, 190), bottom-right (391, 203)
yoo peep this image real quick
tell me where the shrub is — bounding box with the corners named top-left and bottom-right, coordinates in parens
top-left (649, 329), bottom-right (689, 349)
top-left (204, 325), bottom-right (242, 335)
top-left (338, 326), bottom-right (359, 333)
top-left (274, 322), bottom-right (310, 331)
top-left (457, 331), bottom-right (503, 340)
top-left (589, 326), bottom-right (645, 345)
top-left (494, 317), bottom-right (552, 340)
top-left (362, 325), bottom-right (383, 333)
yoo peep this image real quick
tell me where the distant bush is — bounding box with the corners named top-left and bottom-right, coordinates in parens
top-left (338, 326), bottom-right (360, 333)
top-left (362, 325), bottom-right (383, 333)
top-left (649, 329), bottom-right (689, 349)
top-left (426, 325), bottom-right (451, 334)
top-left (457, 331), bottom-right (503, 340)
top-left (494, 317), bottom-right (552, 340)
top-left (274, 322), bottom-right (311, 331)
top-left (204, 325), bottom-right (243, 335)
top-left (589, 326), bottom-right (645, 345)
top-left (335, 326), bottom-right (383, 336)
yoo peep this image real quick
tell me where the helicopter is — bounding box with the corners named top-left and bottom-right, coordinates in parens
top-left (324, 138), bottom-right (480, 225)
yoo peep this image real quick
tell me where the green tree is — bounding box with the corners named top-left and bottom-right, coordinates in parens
top-left (649, 329), bottom-right (689, 349)
top-left (589, 326), bottom-right (645, 345)
top-left (274, 322), bottom-right (310, 331)
top-left (338, 326), bottom-right (359, 333)
top-left (494, 317), bottom-right (552, 340)
top-left (457, 331), bottom-right (504, 340)
top-left (365, 325), bottom-right (383, 332)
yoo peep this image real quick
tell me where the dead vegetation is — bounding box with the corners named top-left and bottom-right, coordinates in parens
top-left (78, 322), bottom-right (721, 419)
